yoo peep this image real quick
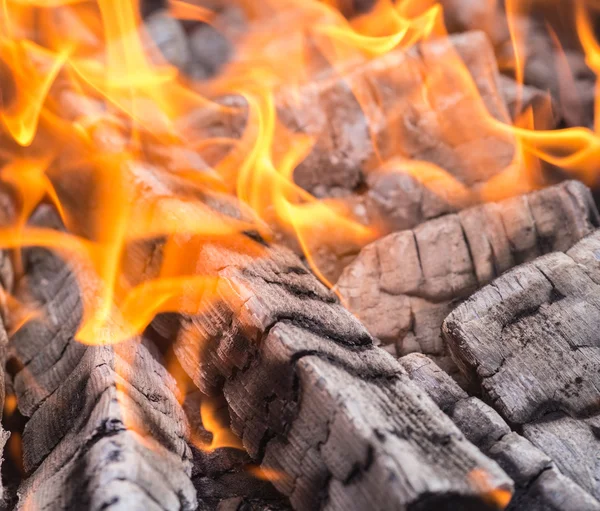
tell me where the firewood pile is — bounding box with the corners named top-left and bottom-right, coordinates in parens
top-left (0, 0), bottom-right (600, 510)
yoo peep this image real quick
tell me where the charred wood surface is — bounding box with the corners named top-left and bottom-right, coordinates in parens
top-left (335, 181), bottom-right (600, 378)
top-left (400, 354), bottom-right (600, 511)
top-left (8, 246), bottom-right (196, 510)
top-left (152, 243), bottom-right (514, 511)
top-left (443, 228), bottom-right (600, 500)
top-left (182, 392), bottom-right (291, 511)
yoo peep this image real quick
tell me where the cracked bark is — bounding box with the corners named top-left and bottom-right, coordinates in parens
top-left (8, 240), bottom-right (197, 510)
top-left (335, 181), bottom-right (600, 380)
top-left (443, 228), bottom-right (600, 501)
top-left (400, 354), bottom-right (600, 511)
top-left (151, 240), bottom-right (514, 511)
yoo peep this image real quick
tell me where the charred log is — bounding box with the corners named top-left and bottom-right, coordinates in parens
top-left (443, 228), bottom-right (600, 501)
top-left (335, 181), bottom-right (599, 379)
top-left (150, 242), bottom-right (514, 511)
top-left (400, 354), bottom-right (600, 511)
top-left (8, 243), bottom-right (196, 510)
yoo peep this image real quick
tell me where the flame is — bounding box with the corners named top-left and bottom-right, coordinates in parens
top-left (468, 468), bottom-right (513, 509)
top-left (1, 0), bottom-right (600, 462)
top-left (4, 393), bottom-right (17, 416)
top-left (197, 395), bottom-right (243, 451)
top-left (245, 464), bottom-right (289, 483)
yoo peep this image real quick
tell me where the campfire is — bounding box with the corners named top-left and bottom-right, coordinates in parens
top-left (0, 0), bottom-right (599, 509)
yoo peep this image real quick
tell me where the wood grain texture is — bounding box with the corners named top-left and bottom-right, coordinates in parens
top-left (443, 228), bottom-right (600, 500)
top-left (336, 181), bottom-right (599, 378)
top-left (9, 246), bottom-right (196, 510)
top-left (401, 353), bottom-right (600, 511)
top-left (152, 241), bottom-right (514, 511)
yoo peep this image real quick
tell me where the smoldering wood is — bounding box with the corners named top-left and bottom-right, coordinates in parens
top-left (8, 242), bottom-right (197, 510)
top-left (335, 180), bottom-right (600, 379)
top-left (400, 354), bottom-right (600, 511)
top-left (182, 392), bottom-right (291, 511)
top-left (443, 229), bottom-right (600, 501)
top-left (185, 30), bottom-right (513, 199)
top-left (149, 240), bottom-right (513, 511)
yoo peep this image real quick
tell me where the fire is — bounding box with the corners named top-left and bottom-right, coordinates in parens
top-left (0, 0), bottom-right (600, 476)
top-left (468, 468), bottom-right (513, 509)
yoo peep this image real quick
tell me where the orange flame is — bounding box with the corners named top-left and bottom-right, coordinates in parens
top-left (468, 468), bottom-right (513, 509)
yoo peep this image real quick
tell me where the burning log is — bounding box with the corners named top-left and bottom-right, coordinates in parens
top-left (189, 30), bottom-right (513, 198)
top-left (335, 180), bottom-right (600, 378)
top-left (443, 228), bottom-right (600, 501)
top-left (437, 0), bottom-right (596, 128)
top-left (8, 241), bottom-right (197, 509)
top-left (400, 354), bottom-right (600, 510)
top-left (151, 242), bottom-right (514, 510)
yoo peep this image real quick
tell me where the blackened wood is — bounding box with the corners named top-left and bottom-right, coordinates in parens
top-left (335, 181), bottom-right (599, 378)
top-left (182, 392), bottom-right (291, 511)
top-left (9, 245), bottom-right (196, 510)
top-left (443, 228), bottom-right (600, 500)
top-left (401, 354), bottom-right (600, 511)
top-left (153, 242), bottom-right (514, 511)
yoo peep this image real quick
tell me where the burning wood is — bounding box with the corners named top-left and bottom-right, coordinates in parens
top-left (152, 243), bottom-right (513, 510)
top-left (182, 392), bottom-right (290, 509)
top-left (336, 180), bottom-right (599, 378)
top-left (443, 229), bottom-right (600, 501)
top-left (0, 319), bottom-right (10, 505)
top-left (8, 237), bottom-right (196, 509)
top-left (189, 29), bottom-right (514, 199)
top-left (2, 0), bottom-right (600, 509)
top-left (401, 354), bottom-right (600, 510)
